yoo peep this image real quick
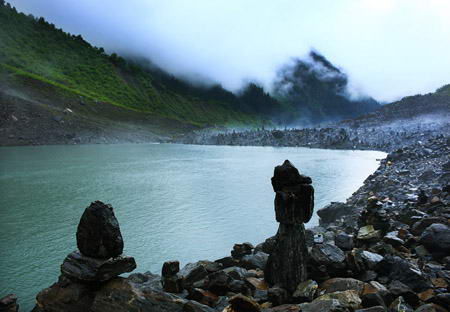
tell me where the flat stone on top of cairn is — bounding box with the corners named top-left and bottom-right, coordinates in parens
top-left (76, 200), bottom-right (124, 259)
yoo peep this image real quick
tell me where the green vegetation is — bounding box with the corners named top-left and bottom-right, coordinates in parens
top-left (0, 1), bottom-right (282, 126)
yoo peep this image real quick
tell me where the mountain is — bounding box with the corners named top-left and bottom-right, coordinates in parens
top-left (339, 83), bottom-right (450, 129)
top-left (273, 51), bottom-right (380, 124)
top-left (1, 2), bottom-right (384, 145)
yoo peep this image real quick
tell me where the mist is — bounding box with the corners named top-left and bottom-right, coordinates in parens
top-left (8, 0), bottom-right (450, 102)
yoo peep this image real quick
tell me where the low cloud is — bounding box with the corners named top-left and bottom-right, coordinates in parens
top-left (9, 0), bottom-right (450, 102)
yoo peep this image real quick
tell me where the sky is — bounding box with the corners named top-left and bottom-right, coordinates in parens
top-left (9, 0), bottom-right (450, 102)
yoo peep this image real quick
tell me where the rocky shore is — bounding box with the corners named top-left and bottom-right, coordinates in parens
top-left (1, 133), bottom-right (449, 311)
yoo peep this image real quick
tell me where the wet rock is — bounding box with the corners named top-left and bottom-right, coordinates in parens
top-left (240, 252), bottom-right (269, 270)
top-left (60, 250), bottom-right (136, 282)
top-left (271, 160), bottom-right (312, 191)
top-left (262, 304), bottom-right (300, 311)
top-left (314, 290), bottom-right (362, 310)
top-left (377, 256), bottom-right (432, 292)
top-left (268, 286), bottom-right (289, 306)
top-left (162, 261), bottom-right (180, 277)
top-left (76, 201), bottom-right (124, 259)
top-left (187, 288), bottom-right (219, 307)
top-left (419, 224), bottom-right (450, 258)
top-left (334, 232), bottom-right (354, 251)
top-left (389, 296), bottom-right (413, 312)
top-left (360, 293), bottom-right (386, 309)
top-left (232, 243), bottom-right (254, 259)
top-left (317, 202), bottom-right (350, 225)
top-left (310, 243), bottom-right (346, 278)
top-left (34, 275), bottom-right (99, 312)
top-left (228, 294), bottom-right (260, 312)
top-left (215, 257), bottom-right (239, 269)
top-left (254, 236), bottom-right (277, 254)
top-left (299, 299), bottom-right (349, 312)
top-left (183, 300), bottom-right (215, 312)
top-left (180, 262), bottom-right (210, 287)
top-left (162, 275), bottom-right (184, 293)
top-left (0, 294), bottom-right (19, 312)
top-left (411, 217), bottom-right (448, 236)
top-left (388, 280), bottom-right (419, 307)
top-left (320, 278), bottom-right (365, 296)
top-left (414, 304), bottom-right (442, 312)
top-left (384, 231), bottom-right (405, 247)
top-left (206, 271), bottom-right (232, 295)
top-left (223, 266), bottom-right (249, 280)
top-left (292, 280), bottom-right (318, 302)
top-left (357, 225), bottom-right (381, 241)
top-left (91, 277), bottom-right (185, 312)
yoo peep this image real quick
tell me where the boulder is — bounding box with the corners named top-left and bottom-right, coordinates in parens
top-left (254, 236), bottom-right (277, 254)
top-left (355, 307), bottom-right (385, 312)
top-left (411, 217), bottom-right (448, 236)
top-left (389, 296), bottom-right (413, 312)
top-left (335, 233), bottom-right (354, 251)
top-left (292, 279), bottom-right (318, 302)
top-left (76, 201), bottom-right (124, 259)
top-left (60, 250), bottom-right (136, 282)
top-left (231, 243), bottom-right (254, 259)
top-left (314, 290), bottom-right (362, 310)
top-left (268, 286), bottom-right (289, 306)
top-left (377, 256), bottom-right (432, 292)
top-left (310, 244), bottom-right (345, 267)
top-left (183, 300), bottom-right (216, 312)
top-left (187, 288), bottom-right (219, 307)
top-left (162, 261), bottom-right (180, 277)
top-left (206, 271), bottom-right (232, 296)
top-left (320, 278), bottom-right (365, 296)
top-left (0, 294), bottom-right (19, 312)
top-left (240, 252), bottom-right (269, 270)
top-left (34, 275), bottom-right (99, 312)
top-left (317, 202), bottom-right (350, 225)
top-left (91, 278), bottom-right (185, 312)
top-left (228, 294), bottom-right (260, 312)
top-left (271, 160), bottom-right (312, 192)
top-left (180, 262), bottom-right (210, 287)
top-left (299, 298), bottom-right (350, 312)
top-left (419, 224), bottom-right (450, 258)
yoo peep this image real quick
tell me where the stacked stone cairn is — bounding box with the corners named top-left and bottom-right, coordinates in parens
top-left (61, 200), bottom-right (136, 282)
top-left (265, 160), bottom-right (314, 293)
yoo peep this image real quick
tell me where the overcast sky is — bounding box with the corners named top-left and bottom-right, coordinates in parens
top-left (9, 0), bottom-right (450, 102)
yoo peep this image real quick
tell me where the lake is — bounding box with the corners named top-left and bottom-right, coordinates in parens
top-left (0, 143), bottom-right (385, 310)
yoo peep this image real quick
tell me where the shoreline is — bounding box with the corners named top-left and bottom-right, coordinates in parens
top-left (2, 133), bottom-right (449, 312)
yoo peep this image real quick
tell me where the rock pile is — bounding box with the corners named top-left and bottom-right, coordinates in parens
top-left (265, 160), bottom-right (313, 292)
top-left (33, 201), bottom-right (136, 311)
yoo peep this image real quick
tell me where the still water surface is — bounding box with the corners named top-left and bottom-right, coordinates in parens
top-left (0, 143), bottom-right (385, 310)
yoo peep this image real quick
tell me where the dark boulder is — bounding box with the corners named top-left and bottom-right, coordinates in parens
top-left (240, 252), bottom-right (269, 270)
top-left (228, 294), bottom-right (261, 312)
top-left (231, 243), bottom-right (254, 259)
top-left (377, 256), bottom-right (432, 292)
top-left (317, 202), bottom-right (350, 225)
top-left (335, 232), bottom-right (354, 251)
top-left (419, 224), bottom-right (450, 258)
top-left (162, 261), bottom-right (180, 277)
top-left (206, 271), bottom-right (232, 296)
top-left (0, 294), bottom-right (19, 312)
top-left (60, 250), bottom-right (136, 282)
top-left (76, 201), bottom-right (124, 259)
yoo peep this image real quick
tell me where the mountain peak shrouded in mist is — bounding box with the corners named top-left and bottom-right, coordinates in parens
top-left (273, 51), bottom-right (379, 124)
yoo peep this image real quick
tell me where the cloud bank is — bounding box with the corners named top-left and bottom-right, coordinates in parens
top-left (8, 0), bottom-right (450, 102)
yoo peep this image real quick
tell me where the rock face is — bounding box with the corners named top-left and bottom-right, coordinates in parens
top-left (265, 160), bottom-right (313, 293)
top-left (76, 201), bottom-right (124, 259)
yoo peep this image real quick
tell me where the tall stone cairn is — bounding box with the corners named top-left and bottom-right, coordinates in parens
top-left (264, 160), bottom-right (314, 293)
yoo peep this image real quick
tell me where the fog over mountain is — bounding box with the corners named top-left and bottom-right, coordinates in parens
top-left (9, 0), bottom-right (450, 102)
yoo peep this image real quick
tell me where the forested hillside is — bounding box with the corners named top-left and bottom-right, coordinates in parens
top-left (0, 1), bottom-right (284, 127)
